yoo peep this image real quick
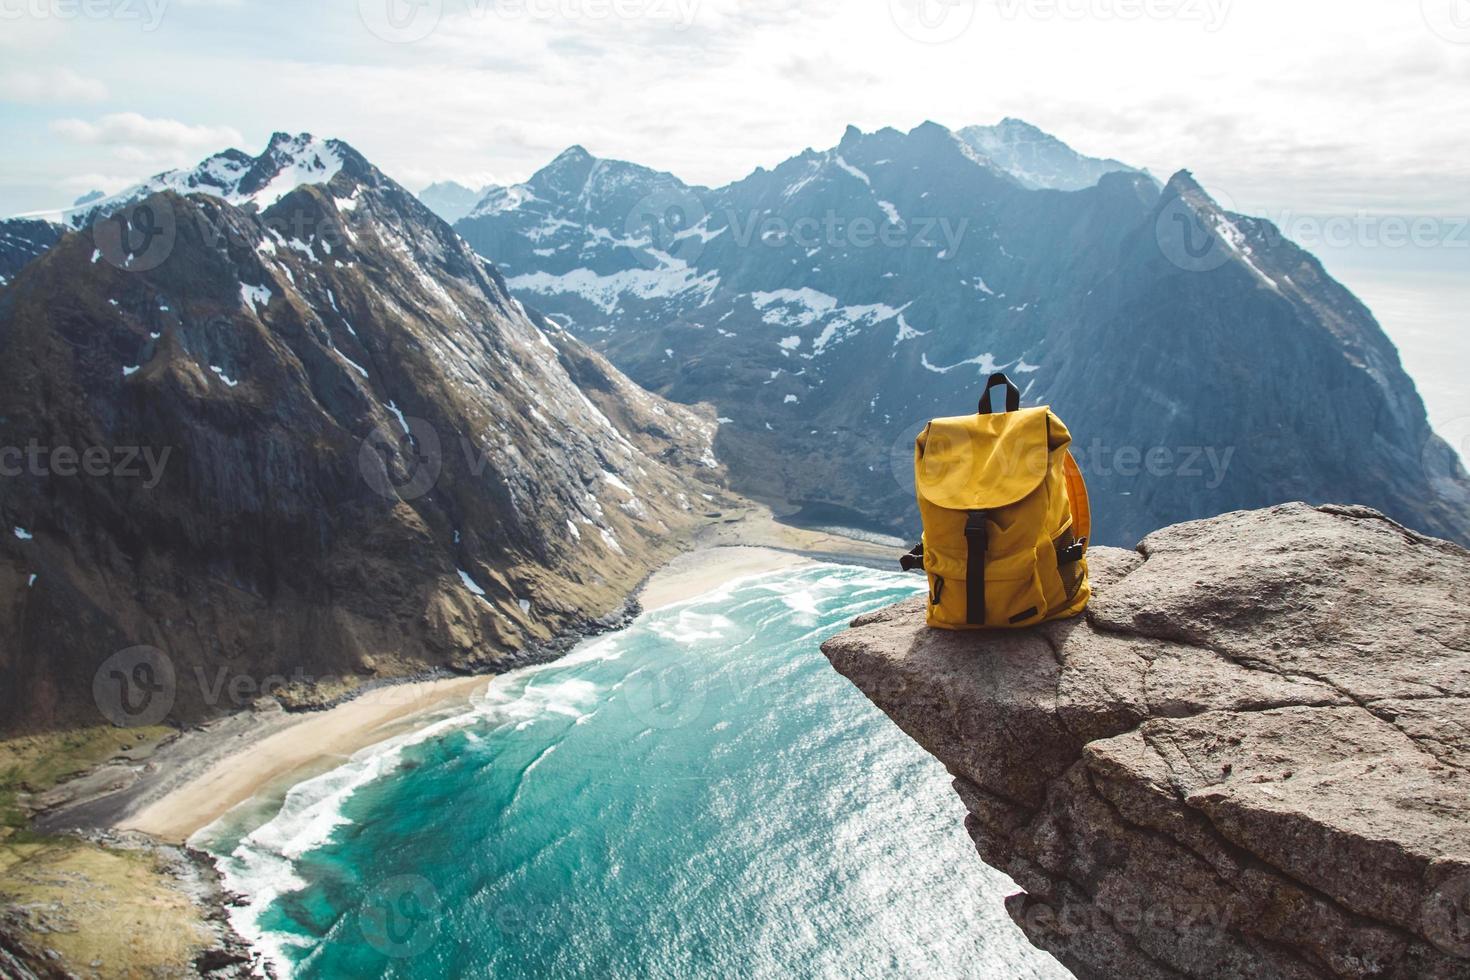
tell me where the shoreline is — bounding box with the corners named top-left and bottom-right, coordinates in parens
top-left (47, 524), bottom-right (888, 845)
top-left (6, 510), bottom-right (903, 977)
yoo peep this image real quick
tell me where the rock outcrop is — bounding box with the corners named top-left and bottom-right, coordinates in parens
top-left (822, 503), bottom-right (1470, 978)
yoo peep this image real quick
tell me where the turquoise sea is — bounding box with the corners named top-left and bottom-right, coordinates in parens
top-left (197, 563), bottom-right (1067, 979)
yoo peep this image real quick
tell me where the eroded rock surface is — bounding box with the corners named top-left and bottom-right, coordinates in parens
top-left (822, 503), bottom-right (1470, 978)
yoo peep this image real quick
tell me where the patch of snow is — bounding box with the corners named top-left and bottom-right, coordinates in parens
top-left (249, 136), bottom-right (345, 208)
top-left (784, 394), bottom-right (799, 404)
top-left (506, 262), bottom-right (719, 315)
top-left (921, 351), bottom-right (1002, 375)
top-left (894, 312), bottom-right (928, 344)
top-left (240, 283), bottom-right (272, 314)
top-left (210, 365), bottom-right (240, 387)
top-left (385, 400), bottom-right (410, 435)
top-left (457, 568), bottom-right (488, 597)
top-left (334, 349), bottom-right (369, 379)
top-left (122, 365), bottom-right (140, 376)
top-left (834, 155), bottom-right (871, 186)
top-left (1211, 213), bottom-right (1280, 291)
top-left (14, 527), bottom-right (33, 541)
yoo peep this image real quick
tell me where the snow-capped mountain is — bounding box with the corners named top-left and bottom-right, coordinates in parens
top-left (418, 180), bottom-right (491, 223)
top-left (1, 133), bottom-right (358, 283)
top-left (59, 133), bottom-right (352, 231)
top-left (0, 134), bottom-right (725, 730)
top-left (453, 120), bottom-right (1470, 547)
top-left (957, 118), bottom-right (1144, 191)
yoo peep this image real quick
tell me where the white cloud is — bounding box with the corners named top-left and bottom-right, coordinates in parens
top-left (50, 112), bottom-right (241, 151)
top-left (0, 67), bottom-right (108, 104)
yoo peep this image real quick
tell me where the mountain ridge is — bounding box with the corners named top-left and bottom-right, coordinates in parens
top-left (0, 134), bottom-right (727, 734)
top-left (451, 120), bottom-right (1470, 547)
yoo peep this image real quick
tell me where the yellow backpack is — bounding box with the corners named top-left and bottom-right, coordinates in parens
top-left (900, 373), bottom-right (1091, 630)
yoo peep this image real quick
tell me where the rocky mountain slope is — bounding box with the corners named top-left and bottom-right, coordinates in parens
top-left (0, 133), bottom-right (724, 734)
top-left (453, 121), bottom-right (1470, 547)
top-left (823, 503), bottom-right (1470, 978)
top-left (0, 218), bottom-right (62, 287)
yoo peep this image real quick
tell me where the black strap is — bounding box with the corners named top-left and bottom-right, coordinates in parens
top-left (978, 373), bottom-right (1021, 415)
top-left (964, 510), bottom-right (988, 624)
top-left (899, 542), bottom-right (924, 572)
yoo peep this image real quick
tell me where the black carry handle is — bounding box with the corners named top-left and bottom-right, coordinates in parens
top-left (978, 372), bottom-right (1021, 414)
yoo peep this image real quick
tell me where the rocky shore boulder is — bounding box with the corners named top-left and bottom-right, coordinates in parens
top-left (822, 503), bottom-right (1470, 978)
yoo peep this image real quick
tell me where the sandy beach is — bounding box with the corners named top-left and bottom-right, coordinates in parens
top-left (637, 545), bottom-right (813, 612)
top-left (100, 531), bottom-right (868, 843)
top-left (118, 674), bottom-right (494, 842)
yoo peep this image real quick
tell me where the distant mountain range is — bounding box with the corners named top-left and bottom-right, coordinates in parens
top-left (419, 180), bottom-right (494, 224)
top-left (0, 133), bottom-right (723, 732)
top-left (450, 120), bottom-right (1470, 546)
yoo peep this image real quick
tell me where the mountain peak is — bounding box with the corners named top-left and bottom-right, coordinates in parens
top-left (554, 144), bottom-right (594, 164)
top-left (958, 119), bottom-right (1141, 191)
top-left (54, 133), bottom-right (358, 230)
top-left (908, 119), bottom-right (953, 140)
top-left (1163, 168), bottom-right (1204, 194)
top-left (995, 117), bottom-right (1046, 137)
top-left (1161, 169), bottom-right (1217, 212)
top-left (267, 130), bottom-right (311, 148)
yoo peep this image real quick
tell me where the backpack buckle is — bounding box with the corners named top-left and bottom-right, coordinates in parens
top-left (964, 511), bottom-right (989, 542)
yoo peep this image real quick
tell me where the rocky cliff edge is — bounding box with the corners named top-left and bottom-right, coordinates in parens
top-left (821, 503), bottom-right (1470, 978)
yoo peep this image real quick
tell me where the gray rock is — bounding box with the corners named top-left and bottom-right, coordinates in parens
top-left (822, 503), bottom-right (1470, 978)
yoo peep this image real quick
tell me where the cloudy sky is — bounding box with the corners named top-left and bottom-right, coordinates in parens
top-left (2, 0), bottom-right (1467, 428)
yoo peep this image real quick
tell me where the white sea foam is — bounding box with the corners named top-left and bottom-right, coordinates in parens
top-left (202, 563), bottom-right (924, 977)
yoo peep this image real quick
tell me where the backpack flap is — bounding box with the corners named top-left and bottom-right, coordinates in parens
top-left (913, 406), bottom-right (1052, 512)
